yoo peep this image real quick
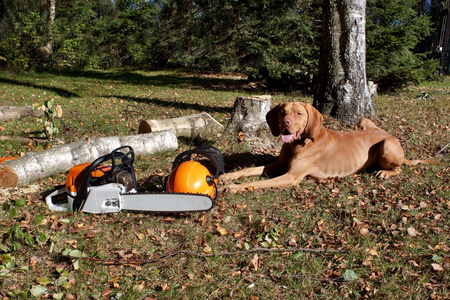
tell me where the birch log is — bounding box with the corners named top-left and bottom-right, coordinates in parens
top-left (138, 112), bottom-right (224, 137)
top-left (0, 106), bottom-right (43, 121)
top-left (0, 131), bottom-right (178, 188)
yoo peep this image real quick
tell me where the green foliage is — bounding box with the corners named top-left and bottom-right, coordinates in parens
top-left (155, 0), bottom-right (320, 80)
top-left (0, 10), bottom-right (45, 70)
top-left (366, 0), bottom-right (435, 90)
top-left (32, 98), bottom-right (63, 140)
top-left (0, 0), bottom-right (441, 87)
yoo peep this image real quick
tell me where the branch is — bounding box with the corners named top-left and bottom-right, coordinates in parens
top-left (56, 246), bottom-right (347, 266)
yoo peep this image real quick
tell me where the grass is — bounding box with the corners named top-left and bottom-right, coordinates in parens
top-left (0, 70), bottom-right (449, 299)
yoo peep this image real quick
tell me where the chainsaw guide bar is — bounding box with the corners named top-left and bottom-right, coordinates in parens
top-left (46, 185), bottom-right (214, 214)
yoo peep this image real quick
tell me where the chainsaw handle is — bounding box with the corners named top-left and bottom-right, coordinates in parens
top-left (72, 146), bottom-right (136, 212)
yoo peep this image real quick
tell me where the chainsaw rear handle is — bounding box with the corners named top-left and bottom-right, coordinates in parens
top-left (72, 146), bottom-right (137, 212)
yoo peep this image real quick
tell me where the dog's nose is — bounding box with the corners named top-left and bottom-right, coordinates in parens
top-left (284, 119), bottom-right (291, 126)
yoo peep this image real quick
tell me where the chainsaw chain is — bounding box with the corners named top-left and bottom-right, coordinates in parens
top-left (121, 192), bottom-right (215, 214)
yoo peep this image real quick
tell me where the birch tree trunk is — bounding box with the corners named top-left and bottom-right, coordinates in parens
top-left (314, 0), bottom-right (375, 125)
top-left (0, 131), bottom-right (178, 188)
top-left (38, 0), bottom-right (56, 63)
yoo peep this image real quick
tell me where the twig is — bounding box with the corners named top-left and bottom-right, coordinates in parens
top-left (56, 247), bottom-right (346, 266)
top-left (435, 142), bottom-right (450, 156)
top-left (277, 273), bottom-right (343, 283)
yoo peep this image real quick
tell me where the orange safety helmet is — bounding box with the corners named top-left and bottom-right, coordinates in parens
top-left (165, 145), bottom-right (224, 199)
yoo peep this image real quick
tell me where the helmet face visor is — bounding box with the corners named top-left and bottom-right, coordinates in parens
top-left (166, 161), bottom-right (216, 198)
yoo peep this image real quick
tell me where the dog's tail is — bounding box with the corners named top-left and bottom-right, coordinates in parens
top-left (404, 159), bottom-right (442, 166)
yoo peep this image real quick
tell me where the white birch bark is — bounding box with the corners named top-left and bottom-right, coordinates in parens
top-left (230, 95), bottom-right (271, 134)
top-left (0, 131), bottom-right (178, 187)
top-left (138, 112), bottom-right (223, 137)
top-left (38, 0), bottom-right (56, 61)
top-left (314, 0), bottom-right (375, 125)
top-left (0, 106), bottom-right (43, 121)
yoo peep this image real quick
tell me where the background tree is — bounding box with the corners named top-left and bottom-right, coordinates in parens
top-left (153, 0), bottom-right (320, 83)
top-left (314, 0), bottom-right (375, 125)
top-left (37, 0), bottom-right (55, 66)
top-left (365, 0), bottom-right (434, 90)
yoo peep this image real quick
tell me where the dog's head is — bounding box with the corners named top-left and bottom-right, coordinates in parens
top-left (266, 102), bottom-right (323, 143)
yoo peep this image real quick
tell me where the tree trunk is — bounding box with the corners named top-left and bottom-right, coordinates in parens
top-left (438, 0), bottom-right (449, 75)
top-left (38, 0), bottom-right (56, 63)
top-left (138, 112), bottom-right (224, 137)
top-left (314, 0), bottom-right (375, 125)
top-left (230, 95), bottom-right (272, 135)
top-left (0, 131), bottom-right (178, 188)
top-left (0, 106), bottom-right (44, 121)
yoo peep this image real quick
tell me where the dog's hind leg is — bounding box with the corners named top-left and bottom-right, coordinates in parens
top-left (375, 137), bottom-right (405, 179)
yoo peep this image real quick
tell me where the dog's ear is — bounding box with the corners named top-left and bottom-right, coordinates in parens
top-left (266, 104), bottom-right (282, 136)
top-left (303, 103), bottom-right (323, 140)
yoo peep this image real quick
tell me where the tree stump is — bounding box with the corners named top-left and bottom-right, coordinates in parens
top-left (138, 112), bottom-right (223, 138)
top-left (368, 81), bottom-right (378, 99)
top-left (229, 95), bottom-right (271, 135)
top-left (0, 131), bottom-right (178, 188)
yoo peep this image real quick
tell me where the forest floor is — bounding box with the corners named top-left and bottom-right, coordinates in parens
top-left (0, 70), bottom-right (449, 299)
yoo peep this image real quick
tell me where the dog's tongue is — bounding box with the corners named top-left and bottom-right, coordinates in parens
top-left (281, 131), bottom-right (300, 143)
top-left (281, 134), bottom-right (294, 143)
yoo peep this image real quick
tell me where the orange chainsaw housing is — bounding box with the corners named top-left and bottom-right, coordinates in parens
top-left (66, 163), bottom-right (111, 196)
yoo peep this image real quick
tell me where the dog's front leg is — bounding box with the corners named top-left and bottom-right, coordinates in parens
top-left (223, 172), bottom-right (304, 193)
top-left (220, 161), bottom-right (287, 183)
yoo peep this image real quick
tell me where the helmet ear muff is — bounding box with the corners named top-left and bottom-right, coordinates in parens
top-left (166, 161), bottom-right (217, 198)
top-left (206, 175), bottom-right (215, 186)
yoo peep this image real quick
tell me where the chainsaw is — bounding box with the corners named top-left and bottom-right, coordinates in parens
top-left (45, 145), bottom-right (224, 214)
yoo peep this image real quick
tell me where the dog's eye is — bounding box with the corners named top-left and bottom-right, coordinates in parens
top-left (297, 112), bottom-right (302, 115)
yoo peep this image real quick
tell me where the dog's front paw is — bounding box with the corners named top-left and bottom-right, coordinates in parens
top-left (222, 184), bottom-right (246, 194)
top-left (219, 173), bottom-right (236, 184)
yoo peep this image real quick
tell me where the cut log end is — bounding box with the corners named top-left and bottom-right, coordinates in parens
top-left (0, 165), bottom-right (19, 187)
top-left (138, 120), bottom-right (153, 134)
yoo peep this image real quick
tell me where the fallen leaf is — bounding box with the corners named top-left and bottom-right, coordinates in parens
top-left (101, 289), bottom-right (112, 298)
top-left (360, 228), bottom-right (369, 236)
top-left (250, 254), bottom-right (259, 271)
top-left (431, 263), bottom-right (444, 272)
top-left (135, 232), bottom-right (145, 240)
top-left (238, 131), bottom-right (245, 142)
top-left (407, 227), bottom-right (417, 237)
top-left (367, 249), bottom-right (378, 256)
top-left (36, 277), bottom-right (52, 286)
top-left (431, 254), bottom-right (443, 263)
top-left (215, 224), bottom-right (228, 236)
top-left (65, 240), bottom-right (78, 248)
top-left (203, 245), bottom-right (212, 254)
top-left (342, 269), bottom-right (358, 281)
top-left (29, 256), bottom-right (39, 269)
top-left (30, 285), bottom-right (46, 297)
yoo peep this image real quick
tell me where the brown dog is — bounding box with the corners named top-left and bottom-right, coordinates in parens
top-left (220, 102), bottom-right (428, 193)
